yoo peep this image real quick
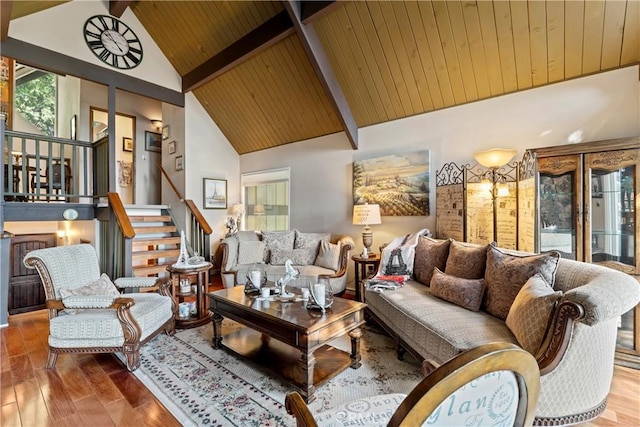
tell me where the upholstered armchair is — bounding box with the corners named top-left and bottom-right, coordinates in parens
top-left (24, 244), bottom-right (176, 371)
top-left (286, 342), bottom-right (540, 427)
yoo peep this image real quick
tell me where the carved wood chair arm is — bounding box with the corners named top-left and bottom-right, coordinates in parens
top-left (285, 392), bottom-right (318, 427)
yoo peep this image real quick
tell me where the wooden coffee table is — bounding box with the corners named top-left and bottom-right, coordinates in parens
top-left (208, 286), bottom-right (366, 402)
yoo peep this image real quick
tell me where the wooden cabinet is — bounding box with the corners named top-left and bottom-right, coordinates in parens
top-left (532, 137), bottom-right (640, 368)
top-left (9, 233), bottom-right (56, 314)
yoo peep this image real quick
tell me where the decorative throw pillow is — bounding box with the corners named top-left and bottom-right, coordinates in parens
top-left (314, 240), bottom-right (341, 271)
top-left (270, 248), bottom-right (315, 266)
top-left (414, 237), bottom-right (451, 286)
top-left (294, 231), bottom-right (331, 264)
top-left (430, 267), bottom-right (486, 311)
top-left (506, 274), bottom-right (562, 354)
top-left (484, 243), bottom-right (561, 320)
top-left (261, 230), bottom-right (295, 263)
top-left (445, 241), bottom-right (488, 279)
top-left (235, 230), bottom-right (260, 241)
top-left (237, 241), bottom-right (266, 265)
top-left (59, 273), bottom-right (119, 314)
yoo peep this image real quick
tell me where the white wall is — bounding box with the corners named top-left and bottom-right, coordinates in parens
top-left (241, 66), bottom-right (640, 260)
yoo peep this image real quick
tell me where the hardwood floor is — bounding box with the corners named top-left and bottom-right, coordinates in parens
top-left (2, 298), bottom-right (639, 426)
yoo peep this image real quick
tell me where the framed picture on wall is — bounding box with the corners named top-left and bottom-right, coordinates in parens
top-left (175, 155), bottom-right (183, 171)
top-left (162, 124), bottom-right (170, 140)
top-left (145, 131), bottom-right (162, 152)
top-left (203, 178), bottom-right (227, 209)
top-left (168, 140), bottom-right (176, 154)
top-left (123, 137), bottom-right (133, 152)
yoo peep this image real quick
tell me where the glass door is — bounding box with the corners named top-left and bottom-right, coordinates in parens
top-left (537, 155), bottom-right (583, 260)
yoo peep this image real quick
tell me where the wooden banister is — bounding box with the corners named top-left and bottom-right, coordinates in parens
top-left (185, 199), bottom-right (213, 234)
top-left (158, 163), bottom-right (184, 201)
top-left (107, 192), bottom-right (135, 239)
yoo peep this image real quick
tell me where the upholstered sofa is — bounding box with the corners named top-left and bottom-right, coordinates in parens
top-left (220, 230), bottom-right (354, 294)
top-left (365, 238), bottom-right (640, 426)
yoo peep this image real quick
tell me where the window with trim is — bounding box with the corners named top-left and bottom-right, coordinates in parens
top-left (242, 168), bottom-right (290, 231)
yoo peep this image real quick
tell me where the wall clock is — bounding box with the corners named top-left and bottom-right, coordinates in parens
top-left (83, 15), bottom-right (143, 70)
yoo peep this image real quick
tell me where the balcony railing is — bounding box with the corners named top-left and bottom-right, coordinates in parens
top-left (3, 130), bottom-right (94, 202)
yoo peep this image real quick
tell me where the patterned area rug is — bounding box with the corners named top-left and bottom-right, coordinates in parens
top-left (132, 320), bottom-right (423, 426)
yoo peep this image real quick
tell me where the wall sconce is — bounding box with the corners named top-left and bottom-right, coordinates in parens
top-left (57, 230), bottom-right (69, 246)
top-left (353, 203), bottom-right (382, 258)
top-left (472, 148), bottom-right (517, 244)
top-left (150, 119), bottom-right (163, 131)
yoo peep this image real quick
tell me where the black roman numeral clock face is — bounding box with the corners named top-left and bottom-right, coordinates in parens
top-left (84, 15), bottom-right (143, 70)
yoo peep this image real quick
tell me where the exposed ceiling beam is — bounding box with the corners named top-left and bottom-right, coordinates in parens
top-left (1, 0), bottom-right (13, 41)
top-left (283, 0), bottom-right (358, 149)
top-left (300, 1), bottom-right (340, 23)
top-left (109, 1), bottom-right (131, 18)
top-left (182, 11), bottom-right (295, 93)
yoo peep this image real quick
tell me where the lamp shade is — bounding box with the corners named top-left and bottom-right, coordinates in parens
top-left (254, 203), bottom-right (265, 215)
top-left (353, 204), bottom-right (382, 226)
top-left (231, 203), bottom-right (244, 216)
top-left (473, 148), bottom-right (517, 169)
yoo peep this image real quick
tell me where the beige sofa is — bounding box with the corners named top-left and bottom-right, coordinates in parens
top-left (365, 238), bottom-right (640, 426)
top-left (220, 230), bottom-right (354, 294)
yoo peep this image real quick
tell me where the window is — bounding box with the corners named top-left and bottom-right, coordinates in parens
top-left (242, 168), bottom-right (290, 231)
top-left (14, 64), bottom-right (57, 136)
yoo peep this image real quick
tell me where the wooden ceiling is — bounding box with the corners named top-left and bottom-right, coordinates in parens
top-left (6, 1), bottom-right (640, 154)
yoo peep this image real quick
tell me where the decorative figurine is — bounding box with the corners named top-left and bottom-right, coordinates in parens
top-left (174, 231), bottom-right (189, 267)
top-left (277, 259), bottom-right (299, 298)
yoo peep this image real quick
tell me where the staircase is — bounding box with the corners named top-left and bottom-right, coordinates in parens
top-left (126, 205), bottom-right (181, 278)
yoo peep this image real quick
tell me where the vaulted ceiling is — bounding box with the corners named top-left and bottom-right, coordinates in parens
top-left (5, 1), bottom-right (640, 154)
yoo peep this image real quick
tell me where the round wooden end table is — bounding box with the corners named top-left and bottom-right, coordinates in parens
top-left (351, 253), bottom-right (381, 302)
top-left (167, 262), bottom-right (213, 329)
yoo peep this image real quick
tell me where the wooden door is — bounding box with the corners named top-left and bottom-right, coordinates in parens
top-left (8, 233), bottom-right (56, 314)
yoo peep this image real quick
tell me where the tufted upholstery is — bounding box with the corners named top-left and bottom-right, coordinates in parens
top-left (24, 244), bottom-right (176, 372)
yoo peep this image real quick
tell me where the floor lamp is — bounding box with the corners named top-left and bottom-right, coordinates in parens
top-left (473, 148), bottom-right (517, 244)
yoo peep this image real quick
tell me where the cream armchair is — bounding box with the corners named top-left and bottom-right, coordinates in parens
top-left (286, 342), bottom-right (540, 427)
top-left (24, 244), bottom-right (176, 371)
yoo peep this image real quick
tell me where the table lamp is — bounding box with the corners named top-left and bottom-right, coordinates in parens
top-left (353, 203), bottom-right (382, 258)
top-left (231, 203), bottom-right (244, 231)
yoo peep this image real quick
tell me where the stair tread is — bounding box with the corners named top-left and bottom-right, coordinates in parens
top-left (129, 215), bottom-right (172, 222)
top-left (133, 236), bottom-right (181, 245)
top-left (133, 225), bottom-right (177, 234)
top-left (132, 249), bottom-right (180, 259)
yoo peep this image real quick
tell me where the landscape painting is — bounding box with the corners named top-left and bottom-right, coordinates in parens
top-left (353, 150), bottom-right (430, 216)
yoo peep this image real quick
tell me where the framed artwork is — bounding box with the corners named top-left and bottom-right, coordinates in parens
top-left (353, 150), bottom-right (430, 216)
top-left (145, 131), bottom-right (162, 152)
top-left (122, 137), bottom-right (133, 152)
top-left (175, 155), bottom-right (183, 171)
top-left (168, 140), bottom-right (176, 154)
top-left (203, 178), bottom-right (227, 209)
top-left (70, 114), bottom-right (77, 140)
top-left (162, 124), bottom-right (170, 140)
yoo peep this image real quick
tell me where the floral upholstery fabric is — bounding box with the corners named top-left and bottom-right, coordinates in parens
top-left (506, 274), bottom-right (562, 354)
top-left (429, 267), bottom-right (486, 312)
top-left (484, 243), bottom-right (560, 320)
top-left (261, 230), bottom-right (295, 263)
top-left (236, 241), bottom-right (266, 265)
top-left (270, 248), bottom-right (315, 265)
top-left (315, 240), bottom-right (341, 271)
top-left (294, 231), bottom-right (331, 264)
top-left (413, 237), bottom-right (450, 286)
top-left (444, 241), bottom-right (487, 279)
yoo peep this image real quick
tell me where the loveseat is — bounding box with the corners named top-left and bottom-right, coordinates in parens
top-left (365, 237), bottom-right (640, 426)
top-left (220, 230), bottom-right (354, 294)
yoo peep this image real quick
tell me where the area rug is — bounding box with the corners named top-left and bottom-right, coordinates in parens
top-left (132, 321), bottom-right (423, 426)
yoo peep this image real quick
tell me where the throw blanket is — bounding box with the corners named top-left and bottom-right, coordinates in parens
top-left (376, 228), bottom-right (431, 279)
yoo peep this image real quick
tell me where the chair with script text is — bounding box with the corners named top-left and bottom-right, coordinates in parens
top-left (285, 342), bottom-right (540, 427)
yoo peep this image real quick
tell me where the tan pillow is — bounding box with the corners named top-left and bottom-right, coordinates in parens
top-left (314, 240), bottom-right (341, 271)
top-left (261, 230), bottom-right (295, 263)
top-left (445, 241), bottom-right (488, 279)
top-left (414, 237), bottom-right (450, 286)
top-left (294, 231), bottom-right (331, 264)
top-left (430, 267), bottom-right (486, 312)
top-left (237, 241), bottom-right (266, 265)
top-left (484, 243), bottom-right (561, 320)
top-left (59, 273), bottom-right (119, 314)
top-left (506, 274), bottom-right (562, 354)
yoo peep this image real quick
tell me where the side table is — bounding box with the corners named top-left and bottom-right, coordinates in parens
top-left (167, 262), bottom-right (213, 329)
top-left (352, 254), bottom-right (381, 302)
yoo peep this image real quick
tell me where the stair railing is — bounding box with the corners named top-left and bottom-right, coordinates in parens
top-left (104, 192), bottom-right (135, 278)
top-left (159, 164), bottom-right (212, 262)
